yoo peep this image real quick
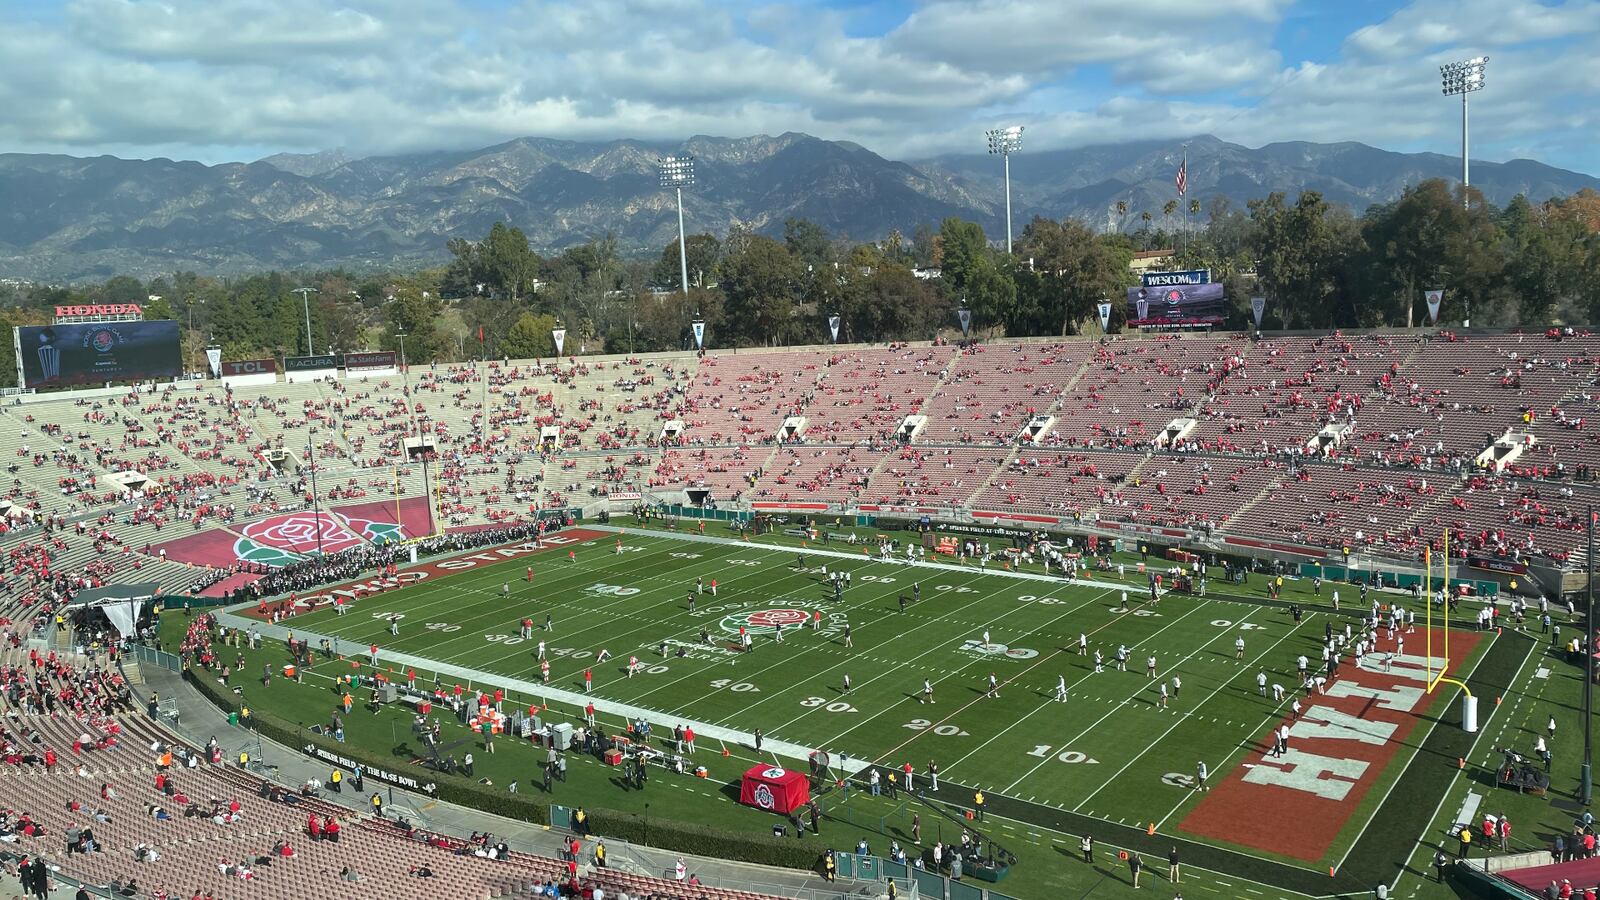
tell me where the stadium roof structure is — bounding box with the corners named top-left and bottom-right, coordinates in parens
top-left (67, 582), bottom-right (161, 608)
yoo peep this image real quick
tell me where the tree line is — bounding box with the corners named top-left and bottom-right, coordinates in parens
top-left (0, 178), bottom-right (1595, 385)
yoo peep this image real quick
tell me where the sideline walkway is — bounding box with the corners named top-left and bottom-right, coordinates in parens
top-left (141, 663), bottom-right (876, 900)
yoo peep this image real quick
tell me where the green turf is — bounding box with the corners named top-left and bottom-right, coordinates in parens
top-left (168, 523), bottom-right (1529, 899)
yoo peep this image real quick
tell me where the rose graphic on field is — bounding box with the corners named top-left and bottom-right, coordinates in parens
top-left (718, 608), bottom-right (812, 635)
top-left (343, 516), bottom-right (407, 546)
top-left (231, 512), bottom-right (366, 567)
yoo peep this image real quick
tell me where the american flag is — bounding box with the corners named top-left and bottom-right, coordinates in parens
top-left (1175, 156), bottom-right (1187, 197)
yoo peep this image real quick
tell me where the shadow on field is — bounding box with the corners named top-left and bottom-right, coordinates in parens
top-left (1051, 845), bottom-right (1127, 892)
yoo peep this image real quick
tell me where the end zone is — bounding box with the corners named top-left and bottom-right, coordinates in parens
top-left (235, 527), bottom-right (608, 619)
top-left (1180, 627), bottom-right (1484, 862)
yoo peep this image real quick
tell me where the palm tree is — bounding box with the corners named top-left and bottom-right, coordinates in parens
top-left (1115, 200), bottom-right (1129, 233)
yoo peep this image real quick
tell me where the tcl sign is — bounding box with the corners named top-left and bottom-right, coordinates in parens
top-left (222, 358), bottom-right (277, 376)
top-left (55, 304), bottom-right (143, 317)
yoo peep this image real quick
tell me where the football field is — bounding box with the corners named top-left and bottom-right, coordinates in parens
top-left (228, 523), bottom-right (1494, 890)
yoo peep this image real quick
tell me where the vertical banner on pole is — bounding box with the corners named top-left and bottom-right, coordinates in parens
top-left (957, 308), bottom-right (972, 338)
top-left (1251, 297), bottom-right (1266, 329)
top-left (205, 346), bottom-right (222, 379)
top-left (552, 328), bottom-right (566, 356)
top-left (1425, 289), bottom-right (1444, 324)
top-left (1096, 302), bottom-right (1112, 332)
top-left (828, 315), bottom-right (841, 343)
top-left (692, 319), bottom-right (706, 351)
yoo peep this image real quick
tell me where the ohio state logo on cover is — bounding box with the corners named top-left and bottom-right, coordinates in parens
top-left (753, 784), bottom-right (776, 810)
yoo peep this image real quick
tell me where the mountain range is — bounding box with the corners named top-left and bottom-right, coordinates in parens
top-left (1, 133), bottom-right (1595, 281)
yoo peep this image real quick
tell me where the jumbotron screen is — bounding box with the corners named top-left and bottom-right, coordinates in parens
top-left (15, 321), bottom-right (183, 388)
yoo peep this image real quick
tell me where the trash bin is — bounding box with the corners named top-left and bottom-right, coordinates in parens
top-left (228, 711), bottom-right (239, 727)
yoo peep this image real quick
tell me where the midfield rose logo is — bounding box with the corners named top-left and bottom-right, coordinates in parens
top-left (231, 512), bottom-right (407, 567)
top-left (718, 608), bottom-right (811, 634)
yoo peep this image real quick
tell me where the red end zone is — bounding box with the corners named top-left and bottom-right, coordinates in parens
top-left (1179, 626), bottom-right (1483, 862)
top-left (236, 528), bottom-right (608, 620)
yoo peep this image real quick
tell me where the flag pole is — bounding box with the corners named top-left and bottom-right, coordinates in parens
top-left (1177, 143), bottom-right (1189, 257)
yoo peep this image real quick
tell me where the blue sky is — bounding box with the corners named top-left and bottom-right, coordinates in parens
top-left (0, 0), bottom-right (1595, 175)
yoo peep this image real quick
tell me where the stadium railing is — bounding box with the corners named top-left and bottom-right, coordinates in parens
top-left (127, 641), bottom-right (184, 673)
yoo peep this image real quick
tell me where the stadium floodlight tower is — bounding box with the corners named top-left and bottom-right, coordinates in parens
top-left (986, 125), bottom-right (1023, 253)
top-left (1439, 56), bottom-right (1487, 209)
top-left (291, 286), bottom-right (318, 355)
top-left (658, 155), bottom-right (696, 295)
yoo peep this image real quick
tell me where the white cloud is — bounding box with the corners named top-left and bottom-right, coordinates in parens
top-left (68, 0), bottom-right (394, 62)
top-left (0, 0), bottom-right (1591, 178)
top-left (1345, 0), bottom-right (1600, 60)
top-left (886, 0), bottom-right (1288, 75)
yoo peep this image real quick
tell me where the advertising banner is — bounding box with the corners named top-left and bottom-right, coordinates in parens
top-left (53, 304), bottom-right (143, 319)
top-left (285, 354), bottom-right (338, 372)
top-left (1467, 555), bottom-right (1527, 576)
top-left (285, 354), bottom-right (338, 384)
top-left (1127, 283), bottom-right (1226, 325)
top-left (1140, 269), bottom-right (1211, 287)
top-left (16, 320), bottom-right (181, 388)
top-left (343, 351), bottom-right (396, 373)
top-left (222, 358), bottom-right (278, 377)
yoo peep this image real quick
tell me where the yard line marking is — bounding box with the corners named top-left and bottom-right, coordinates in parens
top-left (288, 534), bottom-right (735, 659)
top-left (1146, 614), bottom-right (1314, 830)
top-left (314, 537), bottom-right (798, 682)
top-left (929, 596), bottom-right (1216, 783)
top-left (639, 566), bottom-right (995, 716)
top-left (1000, 599), bottom-right (1245, 796)
top-left (808, 585), bottom-right (1117, 749)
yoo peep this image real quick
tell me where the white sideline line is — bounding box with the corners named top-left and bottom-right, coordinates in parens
top-left (214, 609), bottom-right (870, 776)
top-left (589, 523), bottom-right (1140, 591)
